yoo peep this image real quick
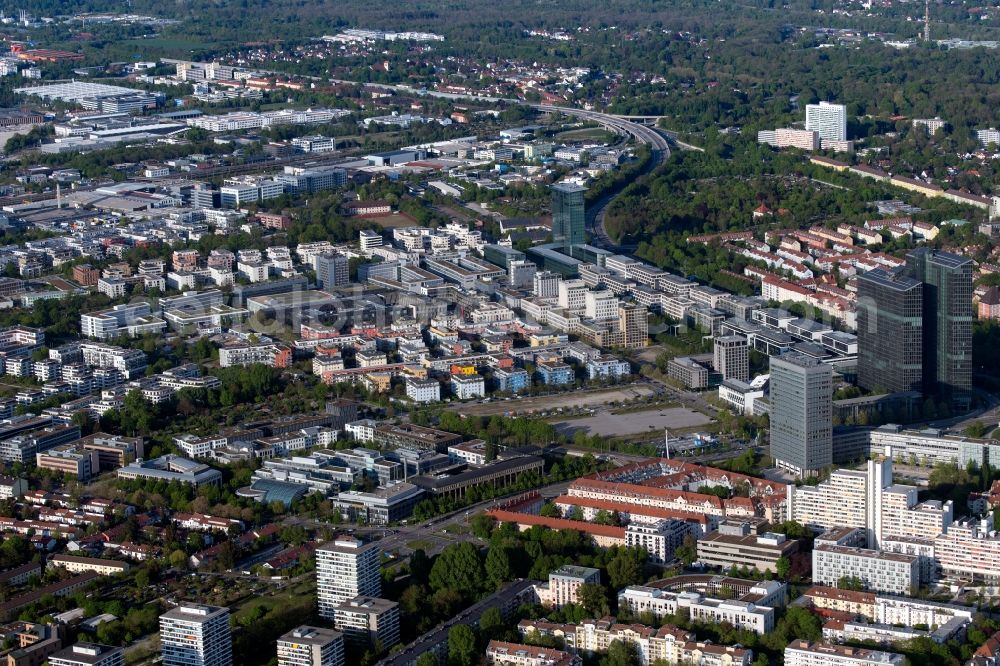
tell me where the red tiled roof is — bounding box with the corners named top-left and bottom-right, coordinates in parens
top-left (487, 509), bottom-right (626, 539)
top-left (552, 495), bottom-right (711, 525)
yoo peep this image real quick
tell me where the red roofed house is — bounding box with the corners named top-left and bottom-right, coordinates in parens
top-left (980, 286), bottom-right (1000, 321)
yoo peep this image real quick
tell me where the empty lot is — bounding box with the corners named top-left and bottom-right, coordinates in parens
top-left (552, 406), bottom-right (712, 437)
top-left (452, 385), bottom-right (658, 417)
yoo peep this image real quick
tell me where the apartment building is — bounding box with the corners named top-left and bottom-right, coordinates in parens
top-left (159, 604), bottom-right (231, 666)
top-left (617, 586), bottom-right (774, 634)
top-left (538, 566), bottom-right (600, 609)
top-left (487, 642), bottom-right (580, 666)
top-left (405, 377), bottom-right (440, 403)
top-left (80, 303), bottom-right (165, 340)
top-left (218, 343), bottom-right (291, 368)
top-left (934, 518), bottom-right (1000, 582)
top-left (713, 335), bottom-right (749, 382)
top-left (805, 102), bottom-right (847, 142)
top-left (789, 459), bottom-right (952, 552)
top-left (811, 542), bottom-right (919, 596)
top-left (450, 373), bottom-right (486, 400)
top-left (525, 618), bottom-right (753, 666)
top-left (48, 555), bottom-right (130, 577)
top-left (276, 626), bottom-right (344, 666)
top-left (79, 342), bottom-right (147, 379)
top-left (784, 640), bottom-right (902, 666)
top-left (624, 520), bottom-right (690, 564)
top-left (316, 537), bottom-right (381, 619)
top-left (331, 596), bottom-right (400, 649)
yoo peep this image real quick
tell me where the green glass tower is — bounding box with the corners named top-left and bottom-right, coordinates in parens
top-left (551, 182), bottom-right (586, 250)
top-left (905, 248), bottom-right (973, 412)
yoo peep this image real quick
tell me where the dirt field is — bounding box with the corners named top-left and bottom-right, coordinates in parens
top-left (552, 407), bottom-right (712, 437)
top-left (452, 385), bottom-right (657, 417)
top-left (370, 213), bottom-right (419, 228)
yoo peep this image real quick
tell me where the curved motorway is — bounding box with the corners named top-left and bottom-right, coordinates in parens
top-left (532, 104), bottom-right (670, 252)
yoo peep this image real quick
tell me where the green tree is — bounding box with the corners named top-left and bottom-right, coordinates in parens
top-left (429, 543), bottom-right (485, 598)
top-left (577, 583), bottom-right (610, 617)
top-left (169, 549), bottom-right (187, 569)
top-left (415, 653), bottom-right (439, 666)
top-left (448, 625), bottom-right (478, 666)
top-left (479, 607), bottom-right (505, 643)
top-left (540, 503), bottom-right (562, 519)
top-left (485, 547), bottom-right (513, 589)
top-left (601, 640), bottom-right (641, 666)
top-left (607, 548), bottom-right (647, 589)
top-left (471, 514), bottom-right (497, 540)
top-left (775, 556), bottom-right (791, 580)
top-left (674, 533), bottom-right (698, 566)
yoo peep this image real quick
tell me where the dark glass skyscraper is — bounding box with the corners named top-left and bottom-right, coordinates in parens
top-left (857, 249), bottom-right (972, 412)
top-left (551, 182), bottom-right (586, 250)
top-left (769, 351), bottom-right (832, 476)
top-left (905, 248), bottom-right (973, 411)
top-left (857, 268), bottom-right (924, 394)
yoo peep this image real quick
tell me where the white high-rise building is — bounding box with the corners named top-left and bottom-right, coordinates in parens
top-left (790, 458), bottom-right (953, 550)
top-left (159, 604), bottom-right (232, 666)
top-left (316, 537), bottom-right (381, 619)
top-left (805, 102), bottom-right (847, 142)
top-left (277, 626), bottom-right (344, 666)
top-left (533, 271), bottom-right (560, 299)
top-left (557, 279), bottom-right (587, 311)
top-left (585, 290), bottom-right (618, 320)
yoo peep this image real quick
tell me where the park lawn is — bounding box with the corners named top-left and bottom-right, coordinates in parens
top-left (554, 127), bottom-right (615, 142)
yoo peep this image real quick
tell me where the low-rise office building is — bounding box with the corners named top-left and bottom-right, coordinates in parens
top-left (48, 643), bottom-right (125, 666)
top-left (697, 522), bottom-right (800, 573)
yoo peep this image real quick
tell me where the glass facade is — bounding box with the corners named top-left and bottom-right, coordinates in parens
top-left (857, 269), bottom-right (924, 394)
top-left (551, 183), bottom-right (586, 250)
top-left (905, 248), bottom-right (973, 411)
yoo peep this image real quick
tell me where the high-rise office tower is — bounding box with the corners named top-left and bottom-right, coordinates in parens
top-left (805, 102), bottom-right (847, 142)
top-left (713, 335), bottom-right (749, 382)
top-left (316, 253), bottom-right (350, 289)
top-left (316, 536), bottom-right (381, 619)
top-left (905, 248), bottom-right (973, 411)
top-left (769, 352), bottom-right (833, 476)
top-left (159, 604), bottom-right (232, 666)
top-left (857, 268), bottom-right (924, 394)
top-left (277, 626), bottom-right (345, 666)
top-left (551, 182), bottom-right (586, 250)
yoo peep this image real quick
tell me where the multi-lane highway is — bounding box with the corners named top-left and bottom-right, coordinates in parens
top-left (532, 103), bottom-right (671, 159)
top-left (531, 103), bottom-right (670, 252)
